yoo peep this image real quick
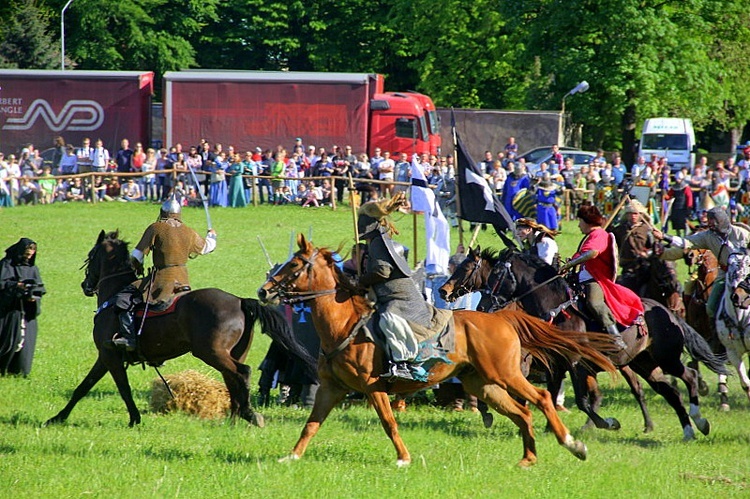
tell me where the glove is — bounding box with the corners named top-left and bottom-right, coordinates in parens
top-left (130, 257), bottom-right (144, 276)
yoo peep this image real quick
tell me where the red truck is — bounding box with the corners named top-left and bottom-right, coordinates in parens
top-left (0, 69), bottom-right (153, 154)
top-left (163, 71), bottom-right (441, 156)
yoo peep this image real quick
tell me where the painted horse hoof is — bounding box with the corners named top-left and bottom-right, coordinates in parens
top-left (698, 379), bottom-right (710, 397)
top-left (252, 412), bottom-right (265, 428)
top-left (278, 454), bottom-right (300, 464)
top-left (719, 403), bottom-right (730, 412)
top-left (695, 418), bottom-right (710, 436)
top-left (604, 417), bottom-right (621, 431)
top-left (565, 435), bottom-right (587, 461)
top-left (682, 425), bottom-right (696, 441)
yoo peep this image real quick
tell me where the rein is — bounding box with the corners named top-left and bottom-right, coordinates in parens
top-left (490, 260), bottom-right (562, 308)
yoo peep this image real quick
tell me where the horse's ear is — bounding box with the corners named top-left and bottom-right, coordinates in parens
top-left (114, 229), bottom-right (120, 239)
top-left (96, 230), bottom-right (106, 244)
top-left (296, 233), bottom-right (311, 252)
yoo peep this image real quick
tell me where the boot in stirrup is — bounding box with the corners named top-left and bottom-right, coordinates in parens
top-left (112, 311), bottom-right (137, 352)
top-left (605, 324), bottom-right (627, 351)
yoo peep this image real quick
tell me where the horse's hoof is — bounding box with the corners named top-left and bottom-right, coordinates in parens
top-left (517, 457), bottom-right (537, 468)
top-left (252, 412), bottom-right (265, 428)
top-left (481, 411), bottom-right (494, 429)
top-left (698, 379), bottom-right (710, 397)
top-left (604, 417), bottom-right (621, 431)
top-left (396, 459), bottom-right (411, 468)
top-left (683, 425), bottom-right (696, 441)
top-left (568, 440), bottom-right (587, 461)
top-left (278, 454), bottom-right (300, 464)
top-left (695, 418), bottom-right (710, 436)
top-left (42, 416), bottom-right (61, 427)
top-left (719, 403), bottom-right (730, 412)
top-left (643, 425), bottom-right (654, 434)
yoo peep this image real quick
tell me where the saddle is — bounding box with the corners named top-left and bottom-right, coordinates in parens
top-left (133, 290), bottom-right (189, 319)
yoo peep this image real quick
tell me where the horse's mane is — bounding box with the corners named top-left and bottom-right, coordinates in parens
top-left (507, 250), bottom-right (569, 296)
top-left (478, 247), bottom-right (501, 267)
top-left (103, 231), bottom-right (131, 266)
top-left (317, 247), bottom-right (373, 316)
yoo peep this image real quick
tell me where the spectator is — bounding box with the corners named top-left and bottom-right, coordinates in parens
top-left (209, 151), bottom-right (229, 207)
top-left (155, 148), bottom-right (172, 201)
top-left (0, 154), bottom-right (11, 207)
top-left (378, 151), bottom-right (395, 198)
top-left (51, 136), bottom-right (66, 172)
top-left (0, 238), bottom-right (46, 377)
top-left (227, 153), bottom-right (247, 208)
top-left (52, 178), bottom-right (67, 203)
top-left (142, 148), bottom-right (158, 202)
top-left (115, 138), bottom-right (133, 174)
top-left (479, 150), bottom-right (494, 176)
top-left (66, 177), bottom-right (86, 202)
top-left (504, 137), bottom-right (519, 162)
top-left (240, 151), bottom-right (258, 203)
top-left (270, 149), bottom-right (286, 205)
top-left (90, 139), bottom-right (110, 173)
top-left (332, 145), bottom-right (354, 203)
top-left (119, 178), bottom-right (142, 202)
top-left (91, 176), bottom-right (107, 202)
top-left (58, 145), bottom-right (78, 176)
top-left (394, 152), bottom-right (411, 195)
top-left (17, 176), bottom-right (39, 205)
top-left (320, 179), bottom-right (333, 205)
top-left (76, 137), bottom-right (94, 173)
top-left (37, 166), bottom-right (56, 204)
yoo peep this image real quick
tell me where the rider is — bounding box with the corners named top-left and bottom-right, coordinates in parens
top-left (111, 196), bottom-right (217, 351)
top-left (653, 206), bottom-right (750, 323)
top-left (559, 204), bottom-right (644, 350)
top-left (357, 192), bottom-right (432, 381)
top-left (611, 200), bottom-right (654, 295)
top-left (514, 218), bottom-right (560, 268)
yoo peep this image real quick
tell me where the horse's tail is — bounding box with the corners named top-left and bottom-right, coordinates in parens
top-left (678, 317), bottom-right (730, 375)
top-left (240, 298), bottom-right (319, 381)
top-left (500, 310), bottom-right (618, 375)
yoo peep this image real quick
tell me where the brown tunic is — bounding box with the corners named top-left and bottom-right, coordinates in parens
top-left (135, 219), bottom-right (207, 302)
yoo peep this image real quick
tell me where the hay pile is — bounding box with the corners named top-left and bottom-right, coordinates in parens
top-left (149, 370), bottom-right (231, 419)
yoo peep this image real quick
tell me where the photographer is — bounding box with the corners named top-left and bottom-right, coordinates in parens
top-left (1, 238), bottom-right (45, 377)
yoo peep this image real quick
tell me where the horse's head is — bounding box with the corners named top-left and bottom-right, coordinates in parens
top-left (258, 233), bottom-right (336, 305)
top-left (727, 251), bottom-right (750, 309)
top-left (439, 245), bottom-right (483, 302)
top-left (81, 229), bottom-right (131, 297)
top-left (486, 249), bottom-right (520, 304)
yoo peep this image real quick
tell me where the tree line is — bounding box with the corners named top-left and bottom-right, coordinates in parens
top-left (1, 0), bottom-right (749, 162)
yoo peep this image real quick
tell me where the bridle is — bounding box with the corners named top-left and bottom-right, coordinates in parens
top-left (450, 257), bottom-right (485, 299)
top-left (264, 249), bottom-right (337, 304)
top-left (81, 242), bottom-right (135, 296)
top-left (488, 257), bottom-right (562, 310)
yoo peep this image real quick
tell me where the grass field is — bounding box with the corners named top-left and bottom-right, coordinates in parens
top-left (1, 201), bottom-right (749, 498)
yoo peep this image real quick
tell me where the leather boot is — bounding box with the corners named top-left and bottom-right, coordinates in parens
top-left (112, 310), bottom-right (137, 351)
top-left (606, 324), bottom-right (627, 350)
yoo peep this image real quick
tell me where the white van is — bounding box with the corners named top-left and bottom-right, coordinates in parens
top-left (638, 118), bottom-right (696, 172)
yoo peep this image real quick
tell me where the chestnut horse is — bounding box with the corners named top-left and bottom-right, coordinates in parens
top-left (258, 234), bottom-right (618, 467)
top-left (45, 230), bottom-right (316, 427)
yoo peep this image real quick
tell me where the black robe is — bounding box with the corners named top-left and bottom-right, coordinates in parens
top-left (0, 238), bottom-right (45, 376)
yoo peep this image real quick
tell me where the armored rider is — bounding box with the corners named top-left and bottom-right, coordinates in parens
top-left (653, 206), bottom-right (750, 324)
top-left (357, 193), bottom-right (432, 381)
top-left (611, 200), bottom-right (654, 296)
top-left (111, 197), bottom-right (217, 351)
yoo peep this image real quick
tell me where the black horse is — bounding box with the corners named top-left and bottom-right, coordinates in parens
top-left (45, 230), bottom-right (316, 427)
top-left (479, 248), bottom-right (727, 439)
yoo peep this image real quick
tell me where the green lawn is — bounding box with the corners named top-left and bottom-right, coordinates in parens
top-left (0, 202), bottom-right (748, 498)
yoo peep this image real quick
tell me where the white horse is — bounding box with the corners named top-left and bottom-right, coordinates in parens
top-left (716, 252), bottom-right (750, 407)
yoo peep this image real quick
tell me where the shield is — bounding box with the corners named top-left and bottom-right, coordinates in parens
top-left (512, 188), bottom-right (536, 219)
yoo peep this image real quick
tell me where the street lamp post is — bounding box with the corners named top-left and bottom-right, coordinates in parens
top-left (61, 0), bottom-right (75, 70)
top-left (561, 80), bottom-right (589, 114)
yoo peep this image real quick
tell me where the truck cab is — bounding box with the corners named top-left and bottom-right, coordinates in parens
top-left (638, 117), bottom-right (696, 172)
top-left (369, 92), bottom-right (440, 157)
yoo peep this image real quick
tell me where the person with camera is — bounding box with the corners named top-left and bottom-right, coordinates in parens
top-left (331, 145), bottom-right (354, 204)
top-left (1, 238), bottom-right (45, 376)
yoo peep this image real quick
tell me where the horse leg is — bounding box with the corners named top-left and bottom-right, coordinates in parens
top-left (197, 351), bottom-right (263, 427)
top-left (44, 357), bottom-right (108, 426)
top-left (725, 346), bottom-right (750, 404)
top-left (280, 377), bottom-right (349, 463)
top-left (460, 372), bottom-right (537, 467)
top-left (102, 356), bottom-right (141, 427)
top-left (368, 391), bottom-right (412, 466)
top-left (687, 358), bottom-right (709, 396)
top-left (669, 362), bottom-right (710, 436)
top-left (571, 368), bottom-right (617, 431)
top-left (629, 359), bottom-right (695, 441)
top-left (619, 365), bottom-right (654, 433)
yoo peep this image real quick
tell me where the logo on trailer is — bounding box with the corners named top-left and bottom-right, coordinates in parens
top-left (2, 99), bottom-right (104, 132)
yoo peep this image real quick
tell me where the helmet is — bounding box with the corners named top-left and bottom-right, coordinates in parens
top-left (160, 196), bottom-right (182, 220)
top-left (706, 207), bottom-right (731, 235)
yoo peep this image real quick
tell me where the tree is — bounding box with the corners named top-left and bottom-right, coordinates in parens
top-left (0, 0), bottom-right (59, 69)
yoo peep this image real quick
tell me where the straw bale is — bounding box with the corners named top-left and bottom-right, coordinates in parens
top-left (149, 370), bottom-right (231, 419)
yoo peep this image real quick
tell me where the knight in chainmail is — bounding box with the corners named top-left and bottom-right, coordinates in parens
top-left (111, 196), bottom-right (217, 351)
top-left (357, 192), bottom-right (433, 381)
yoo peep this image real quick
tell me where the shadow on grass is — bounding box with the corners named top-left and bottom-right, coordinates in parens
top-left (142, 447), bottom-right (195, 461)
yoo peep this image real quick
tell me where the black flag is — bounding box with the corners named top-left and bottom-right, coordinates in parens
top-left (453, 119), bottom-right (515, 238)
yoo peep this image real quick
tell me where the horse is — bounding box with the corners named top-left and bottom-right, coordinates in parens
top-left (439, 246), bottom-right (654, 432)
top-left (444, 246), bottom-right (727, 439)
top-left (645, 255), bottom-right (686, 319)
top-left (258, 234), bottom-right (619, 467)
top-left (716, 251), bottom-right (750, 405)
top-left (45, 230), bottom-right (317, 428)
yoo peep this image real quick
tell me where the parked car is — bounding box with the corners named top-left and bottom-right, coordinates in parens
top-left (516, 146), bottom-right (596, 174)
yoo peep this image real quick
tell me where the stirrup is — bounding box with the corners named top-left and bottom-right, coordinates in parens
top-left (112, 336), bottom-right (137, 352)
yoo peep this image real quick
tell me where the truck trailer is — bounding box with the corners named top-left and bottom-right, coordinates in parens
top-left (163, 70), bottom-right (440, 156)
top-left (0, 69), bottom-right (153, 154)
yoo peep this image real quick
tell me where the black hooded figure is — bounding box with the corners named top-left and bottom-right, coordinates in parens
top-left (0, 238), bottom-right (45, 376)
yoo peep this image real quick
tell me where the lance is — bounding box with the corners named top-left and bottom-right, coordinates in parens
top-left (188, 166), bottom-right (212, 230)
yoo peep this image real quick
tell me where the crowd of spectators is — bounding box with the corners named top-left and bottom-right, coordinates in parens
top-left (3, 134), bottom-right (749, 229)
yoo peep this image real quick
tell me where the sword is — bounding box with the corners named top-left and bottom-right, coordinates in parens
top-left (188, 166), bottom-right (212, 230)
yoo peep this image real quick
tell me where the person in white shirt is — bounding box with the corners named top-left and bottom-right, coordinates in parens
top-left (378, 151), bottom-right (395, 198)
top-left (76, 137), bottom-right (94, 173)
top-left (90, 139), bottom-right (110, 172)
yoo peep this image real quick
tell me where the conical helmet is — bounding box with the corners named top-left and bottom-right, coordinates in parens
top-left (160, 195), bottom-right (182, 220)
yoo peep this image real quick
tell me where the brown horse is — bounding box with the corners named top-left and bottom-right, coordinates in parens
top-left (258, 234), bottom-right (618, 467)
top-left (45, 230), bottom-right (316, 427)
